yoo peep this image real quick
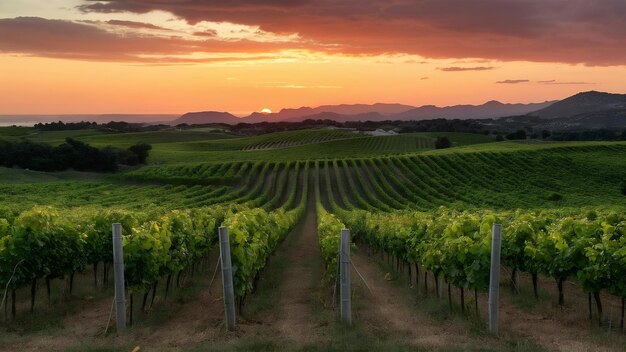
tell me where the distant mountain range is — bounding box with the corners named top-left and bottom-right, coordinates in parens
top-left (174, 100), bottom-right (555, 125)
top-left (174, 103), bottom-right (416, 125)
top-left (245, 103), bottom-right (416, 122)
top-left (173, 91), bottom-right (626, 130)
top-left (395, 100), bottom-right (555, 120)
top-left (3, 91), bottom-right (624, 130)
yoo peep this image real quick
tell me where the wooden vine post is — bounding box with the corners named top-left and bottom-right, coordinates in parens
top-left (218, 226), bottom-right (236, 331)
top-left (488, 223), bottom-right (502, 334)
top-left (340, 228), bottom-right (352, 325)
top-left (112, 223), bottom-right (127, 332)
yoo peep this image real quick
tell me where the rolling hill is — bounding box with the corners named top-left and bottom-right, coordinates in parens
top-left (173, 111), bottom-right (243, 125)
top-left (529, 91), bottom-right (626, 118)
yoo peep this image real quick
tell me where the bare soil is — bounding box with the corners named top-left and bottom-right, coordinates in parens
top-left (496, 269), bottom-right (626, 352)
top-left (350, 248), bottom-right (496, 350)
top-left (3, 254), bottom-right (240, 351)
top-left (274, 195), bottom-right (327, 343)
top-left (386, 253), bottom-right (626, 352)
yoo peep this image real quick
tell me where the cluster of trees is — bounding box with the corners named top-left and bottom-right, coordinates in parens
top-left (550, 129), bottom-right (626, 141)
top-left (223, 120), bottom-right (343, 135)
top-left (34, 121), bottom-right (97, 131)
top-left (33, 121), bottom-right (169, 133)
top-left (494, 128), bottom-right (626, 142)
top-left (221, 119), bottom-right (625, 142)
top-left (0, 138), bottom-right (152, 172)
top-left (435, 136), bottom-right (452, 149)
top-left (505, 129), bottom-right (528, 140)
top-left (100, 121), bottom-right (169, 133)
top-left (387, 119), bottom-right (486, 134)
top-left (204, 118), bottom-right (488, 136)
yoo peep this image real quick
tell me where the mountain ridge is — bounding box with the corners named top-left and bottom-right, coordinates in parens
top-left (529, 91), bottom-right (626, 118)
top-left (168, 91), bottom-right (626, 127)
top-left (395, 100), bottom-right (554, 120)
top-left (175, 100), bottom-right (557, 125)
top-left (245, 103), bottom-right (416, 122)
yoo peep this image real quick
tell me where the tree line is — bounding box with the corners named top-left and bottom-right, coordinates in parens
top-left (0, 138), bottom-right (152, 172)
top-left (29, 119), bottom-right (626, 142)
top-left (186, 119), bottom-right (626, 142)
top-left (34, 121), bottom-right (169, 133)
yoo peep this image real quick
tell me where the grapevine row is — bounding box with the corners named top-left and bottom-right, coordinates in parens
top-left (332, 207), bottom-right (626, 324)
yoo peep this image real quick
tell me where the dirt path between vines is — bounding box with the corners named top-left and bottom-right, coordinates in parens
top-left (351, 246), bottom-right (625, 352)
top-left (350, 249), bottom-right (484, 350)
top-left (495, 271), bottom-right (626, 352)
top-left (498, 301), bottom-right (620, 352)
top-left (6, 253), bottom-right (235, 352)
top-left (274, 181), bottom-right (327, 344)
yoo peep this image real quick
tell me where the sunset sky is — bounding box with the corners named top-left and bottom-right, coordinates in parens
top-left (1, 0), bottom-right (625, 115)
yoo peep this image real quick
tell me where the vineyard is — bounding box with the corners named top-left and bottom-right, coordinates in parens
top-left (0, 126), bottom-right (625, 351)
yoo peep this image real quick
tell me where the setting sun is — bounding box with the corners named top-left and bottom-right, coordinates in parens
top-left (261, 108), bottom-right (272, 114)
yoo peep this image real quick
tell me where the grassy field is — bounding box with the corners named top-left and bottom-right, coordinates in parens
top-left (3, 127), bottom-right (621, 223)
top-left (1, 125), bottom-right (625, 351)
top-left (145, 131), bottom-right (493, 163)
top-left (22, 129), bottom-right (237, 146)
top-left (0, 126), bottom-right (35, 138)
top-left (0, 167), bottom-right (109, 183)
top-left (1, 126), bottom-right (495, 163)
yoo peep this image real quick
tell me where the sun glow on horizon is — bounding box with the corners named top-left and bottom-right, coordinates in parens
top-left (261, 108), bottom-right (272, 114)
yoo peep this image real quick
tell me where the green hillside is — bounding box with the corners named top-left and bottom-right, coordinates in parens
top-left (1, 126), bottom-right (625, 352)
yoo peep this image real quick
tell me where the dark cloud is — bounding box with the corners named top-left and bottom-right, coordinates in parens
top-left (438, 66), bottom-right (494, 72)
top-left (193, 29), bottom-right (218, 37)
top-left (78, 0), bottom-right (312, 14)
top-left (72, 0), bottom-right (626, 65)
top-left (0, 17), bottom-right (301, 62)
top-left (496, 79), bottom-right (530, 84)
top-left (105, 19), bottom-right (167, 30)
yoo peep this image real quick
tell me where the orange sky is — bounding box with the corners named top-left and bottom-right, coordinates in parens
top-left (1, 1), bottom-right (625, 115)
